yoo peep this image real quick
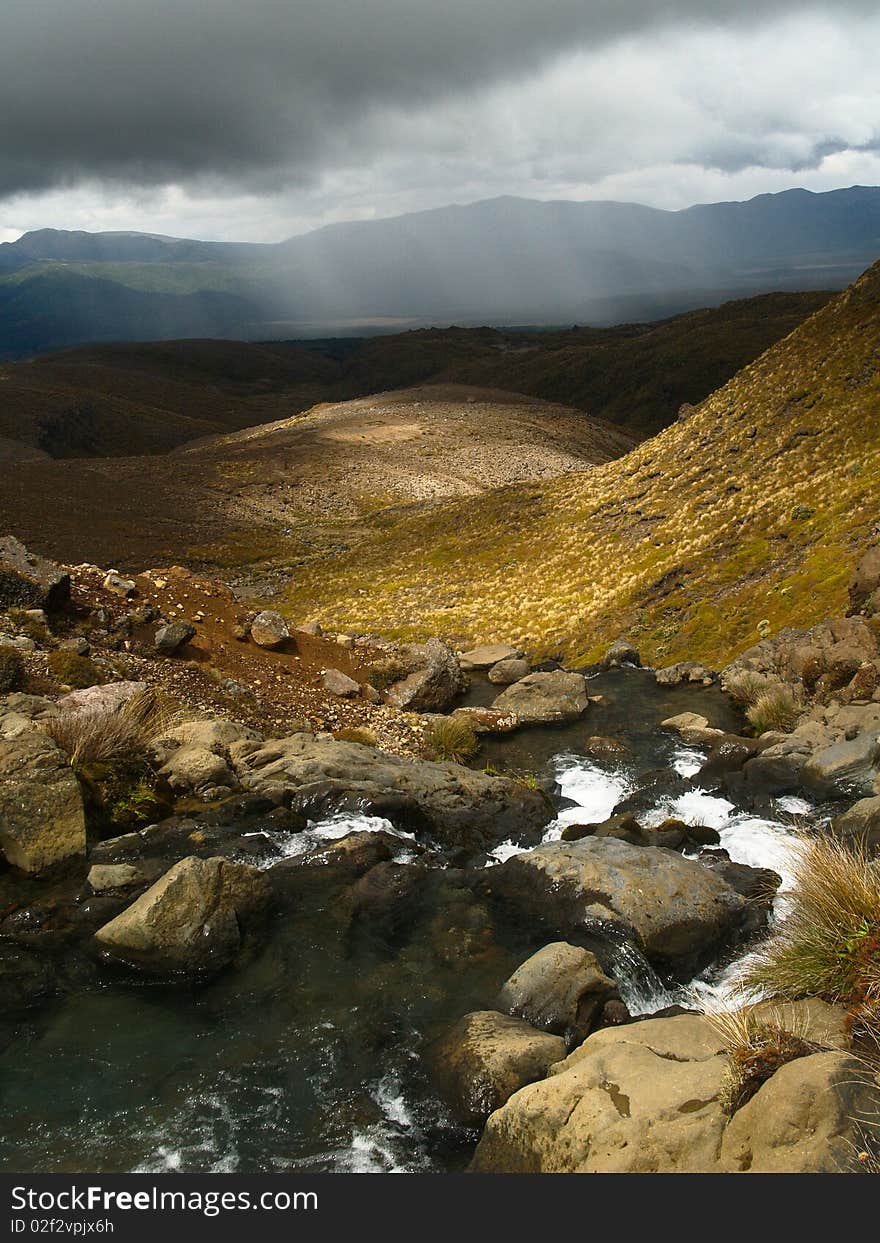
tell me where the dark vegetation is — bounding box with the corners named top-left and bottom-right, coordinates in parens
top-left (0, 290), bottom-right (831, 460)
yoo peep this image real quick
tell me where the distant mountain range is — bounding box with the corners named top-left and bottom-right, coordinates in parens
top-left (1, 186), bottom-right (878, 356)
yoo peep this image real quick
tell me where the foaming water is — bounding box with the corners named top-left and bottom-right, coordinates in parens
top-left (549, 755), bottom-right (636, 838)
top-left (0, 670), bottom-right (828, 1173)
top-left (247, 812), bottom-right (416, 866)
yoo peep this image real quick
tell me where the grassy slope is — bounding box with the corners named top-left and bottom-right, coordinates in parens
top-left (285, 262), bottom-right (880, 668)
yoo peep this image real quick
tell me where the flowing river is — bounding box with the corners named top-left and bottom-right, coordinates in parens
top-left (0, 668), bottom-right (830, 1173)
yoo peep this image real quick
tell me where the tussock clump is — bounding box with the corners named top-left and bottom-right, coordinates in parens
top-left (708, 1005), bottom-right (816, 1115)
top-left (426, 717), bottom-right (479, 765)
top-left (45, 687), bottom-right (182, 771)
top-left (744, 837), bottom-right (880, 1034)
top-left (46, 650), bottom-right (104, 689)
top-left (746, 686), bottom-right (801, 734)
top-left (0, 646), bottom-right (24, 692)
top-left (332, 726), bottom-right (379, 747)
top-left (726, 671), bottom-right (769, 707)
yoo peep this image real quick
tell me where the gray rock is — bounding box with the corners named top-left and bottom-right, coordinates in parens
top-left (158, 746), bottom-right (236, 795)
top-left (321, 668), bottom-right (360, 698)
top-left (599, 639), bottom-right (641, 670)
top-left (94, 855), bottom-right (271, 975)
top-left (801, 731), bottom-right (880, 799)
top-left (231, 733), bottom-right (552, 855)
top-left (832, 795), bottom-right (880, 848)
top-left (102, 572), bottom-right (137, 597)
top-left (497, 942), bottom-right (615, 1046)
top-left (485, 836), bottom-right (750, 969)
top-left (655, 661), bottom-right (716, 686)
top-left (154, 621), bottom-right (196, 655)
top-left (250, 610), bottom-right (290, 649)
top-left (492, 670), bottom-right (588, 725)
top-left (88, 864), bottom-right (145, 892)
top-left (487, 657), bottom-right (531, 685)
top-left (0, 732), bottom-right (86, 872)
top-left (0, 536), bottom-right (70, 611)
top-left (849, 545), bottom-right (880, 615)
top-left (385, 638), bottom-right (467, 712)
top-left (57, 681), bottom-right (147, 715)
top-left (460, 644), bottom-right (523, 671)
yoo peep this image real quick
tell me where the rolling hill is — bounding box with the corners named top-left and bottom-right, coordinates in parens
top-left (279, 259), bottom-right (880, 668)
top-left (0, 387), bottom-right (634, 571)
top-left (0, 290), bottom-right (831, 459)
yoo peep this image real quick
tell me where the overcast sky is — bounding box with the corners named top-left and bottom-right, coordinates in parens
top-left (1, 0), bottom-right (878, 243)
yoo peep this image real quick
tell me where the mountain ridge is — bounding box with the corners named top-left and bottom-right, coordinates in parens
top-left (1, 186), bottom-right (877, 356)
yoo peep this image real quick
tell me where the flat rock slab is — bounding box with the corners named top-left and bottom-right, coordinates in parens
top-left (460, 644), bottom-right (524, 670)
top-left (231, 733), bottom-right (552, 855)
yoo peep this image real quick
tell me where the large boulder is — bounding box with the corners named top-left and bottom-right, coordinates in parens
top-left (0, 732), bottom-right (86, 873)
top-left (472, 1013), bottom-right (729, 1172)
top-left (154, 621), bottom-right (196, 655)
top-left (485, 836), bottom-right (750, 971)
top-left (492, 671), bottom-right (588, 726)
top-left (230, 733), bottom-right (552, 856)
top-left (0, 536), bottom-right (70, 611)
top-left (250, 610), bottom-right (290, 649)
top-left (497, 942), bottom-right (615, 1047)
top-left (57, 681), bottom-right (147, 715)
top-left (599, 639), bottom-right (641, 670)
top-left (471, 1010), bottom-right (878, 1173)
top-left (487, 658), bottom-right (531, 685)
top-left (321, 668), bottom-right (360, 698)
top-left (831, 796), bottom-right (880, 849)
top-left (801, 731), bottom-right (880, 799)
top-left (719, 1052), bottom-right (880, 1173)
top-left (158, 746), bottom-right (236, 795)
top-left (429, 1011), bottom-right (565, 1126)
top-left (385, 638), bottom-right (467, 712)
top-left (94, 855), bottom-right (271, 974)
top-left (849, 545), bottom-right (880, 615)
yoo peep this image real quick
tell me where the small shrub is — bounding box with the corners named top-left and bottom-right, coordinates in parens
top-left (333, 726), bottom-right (379, 747)
top-left (0, 646), bottom-right (24, 693)
top-left (364, 657), bottom-right (411, 692)
top-left (726, 671), bottom-right (768, 707)
top-left (46, 650), bottom-right (104, 689)
top-left (45, 687), bottom-right (182, 770)
top-left (426, 717), bottom-right (479, 764)
top-left (744, 837), bottom-right (880, 1023)
top-left (708, 1006), bottom-right (816, 1115)
top-left (7, 608), bottom-right (50, 643)
top-left (511, 770), bottom-right (541, 791)
top-left (746, 686), bottom-right (800, 734)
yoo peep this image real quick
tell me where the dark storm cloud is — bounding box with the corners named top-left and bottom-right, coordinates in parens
top-left (1, 0), bottom-right (877, 197)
